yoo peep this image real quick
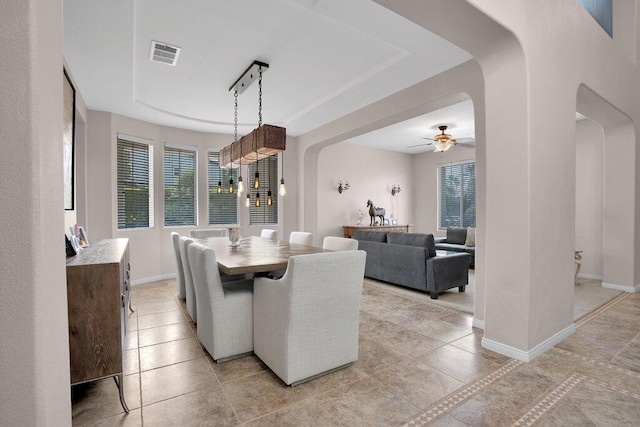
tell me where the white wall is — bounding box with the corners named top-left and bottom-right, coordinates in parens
top-left (412, 148), bottom-right (476, 236)
top-left (317, 143), bottom-right (413, 242)
top-left (0, 0), bottom-right (71, 424)
top-left (83, 112), bottom-right (299, 282)
top-left (575, 119), bottom-right (604, 278)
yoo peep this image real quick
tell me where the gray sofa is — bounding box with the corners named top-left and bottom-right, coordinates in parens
top-left (354, 230), bottom-right (471, 299)
top-left (435, 227), bottom-right (475, 269)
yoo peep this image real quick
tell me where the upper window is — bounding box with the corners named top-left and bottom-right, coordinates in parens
top-left (164, 145), bottom-right (197, 227)
top-left (577, 0), bottom-right (612, 37)
top-left (249, 156), bottom-right (278, 225)
top-left (208, 152), bottom-right (238, 225)
top-left (439, 161), bottom-right (476, 229)
top-left (117, 135), bottom-right (154, 229)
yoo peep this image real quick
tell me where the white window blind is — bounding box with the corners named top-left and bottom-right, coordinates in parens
top-left (249, 156), bottom-right (278, 225)
top-left (164, 145), bottom-right (197, 226)
top-left (117, 137), bottom-right (154, 229)
top-left (208, 152), bottom-right (238, 225)
top-left (439, 161), bottom-right (476, 229)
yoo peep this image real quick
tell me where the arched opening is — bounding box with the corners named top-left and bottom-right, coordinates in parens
top-left (575, 84), bottom-right (637, 300)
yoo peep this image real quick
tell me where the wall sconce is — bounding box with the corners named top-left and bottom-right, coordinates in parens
top-left (337, 180), bottom-right (350, 194)
top-left (391, 184), bottom-right (401, 196)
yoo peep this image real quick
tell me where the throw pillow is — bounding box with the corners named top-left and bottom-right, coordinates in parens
top-left (464, 227), bottom-right (476, 247)
top-left (447, 227), bottom-right (467, 245)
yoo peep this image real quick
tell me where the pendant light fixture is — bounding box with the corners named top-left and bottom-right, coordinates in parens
top-left (230, 89), bottom-right (238, 195)
top-left (267, 155), bottom-right (273, 206)
top-left (253, 133), bottom-right (260, 189)
top-left (279, 151), bottom-right (286, 197)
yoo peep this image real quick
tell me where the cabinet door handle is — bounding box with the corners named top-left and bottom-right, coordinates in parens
top-left (121, 294), bottom-right (125, 308)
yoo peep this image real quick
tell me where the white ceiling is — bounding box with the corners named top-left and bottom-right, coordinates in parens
top-left (63, 0), bottom-right (472, 138)
top-left (345, 100), bottom-right (476, 154)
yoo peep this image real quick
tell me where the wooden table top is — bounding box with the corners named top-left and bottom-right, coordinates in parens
top-left (194, 236), bottom-right (329, 275)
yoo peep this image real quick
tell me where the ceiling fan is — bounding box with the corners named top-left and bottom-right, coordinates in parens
top-left (407, 125), bottom-right (475, 152)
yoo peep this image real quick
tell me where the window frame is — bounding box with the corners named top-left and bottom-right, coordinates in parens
top-left (207, 151), bottom-right (239, 225)
top-left (437, 160), bottom-right (476, 230)
top-left (163, 143), bottom-right (198, 228)
top-left (116, 134), bottom-right (155, 230)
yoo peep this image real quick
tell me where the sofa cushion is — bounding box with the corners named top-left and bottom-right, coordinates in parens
top-left (356, 240), bottom-right (384, 280)
top-left (387, 232), bottom-right (436, 257)
top-left (446, 227), bottom-right (467, 245)
top-left (464, 227), bottom-right (476, 247)
top-left (435, 243), bottom-right (475, 255)
top-left (352, 230), bottom-right (387, 243)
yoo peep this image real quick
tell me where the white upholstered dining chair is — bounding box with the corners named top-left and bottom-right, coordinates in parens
top-left (322, 236), bottom-right (358, 251)
top-left (188, 243), bottom-right (254, 362)
top-left (190, 228), bottom-right (226, 238)
top-left (179, 236), bottom-right (197, 324)
top-left (260, 229), bottom-right (278, 240)
top-left (289, 231), bottom-right (314, 246)
top-left (170, 232), bottom-right (186, 299)
top-left (253, 250), bottom-right (366, 385)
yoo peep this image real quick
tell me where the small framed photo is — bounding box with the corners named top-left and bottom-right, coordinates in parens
top-left (391, 219), bottom-right (398, 225)
top-left (78, 226), bottom-right (89, 247)
top-left (383, 219), bottom-right (390, 225)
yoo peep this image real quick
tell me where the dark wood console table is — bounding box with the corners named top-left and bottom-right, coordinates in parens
top-left (66, 238), bottom-right (131, 412)
top-left (343, 224), bottom-right (413, 238)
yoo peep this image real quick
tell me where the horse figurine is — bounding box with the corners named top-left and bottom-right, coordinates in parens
top-left (367, 200), bottom-right (386, 226)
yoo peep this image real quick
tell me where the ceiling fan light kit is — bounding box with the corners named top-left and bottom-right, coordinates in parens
top-left (407, 124), bottom-right (475, 152)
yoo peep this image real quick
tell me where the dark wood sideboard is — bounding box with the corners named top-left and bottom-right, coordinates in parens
top-left (343, 224), bottom-right (413, 238)
top-left (66, 238), bottom-right (131, 412)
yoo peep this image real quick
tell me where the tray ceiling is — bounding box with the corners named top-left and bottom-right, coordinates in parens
top-left (63, 0), bottom-right (472, 136)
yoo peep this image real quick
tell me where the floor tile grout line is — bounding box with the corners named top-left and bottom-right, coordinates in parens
top-left (554, 347), bottom-right (640, 379)
top-left (402, 359), bottom-right (522, 426)
top-left (511, 373), bottom-right (585, 427)
top-left (574, 292), bottom-right (630, 328)
top-left (133, 299), bottom-right (144, 426)
top-left (204, 355), bottom-right (244, 425)
top-left (583, 375), bottom-right (640, 400)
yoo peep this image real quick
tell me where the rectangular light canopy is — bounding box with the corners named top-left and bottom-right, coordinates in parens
top-left (220, 124), bottom-right (286, 169)
top-left (229, 60), bottom-right (269, 95)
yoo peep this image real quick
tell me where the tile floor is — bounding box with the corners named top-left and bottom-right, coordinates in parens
top-left (71, 279), bottom-right (640, 426)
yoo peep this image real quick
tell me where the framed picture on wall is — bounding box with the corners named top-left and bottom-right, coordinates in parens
top-left (63, 68), bottom-right (76, 210)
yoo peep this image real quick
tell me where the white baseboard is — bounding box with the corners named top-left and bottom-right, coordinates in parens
top-left (578, 273), bottom-right (603, 280)
top-left (472, 318), bottom-right (485, 329)
top-left (601, 282), bottom-right (640, 293)
top-left (131, 273), bottom-right (176, 286)
top-left (481, 324), bottom-right (575, 362)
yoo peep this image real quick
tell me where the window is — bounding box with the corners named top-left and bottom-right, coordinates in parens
top-left (249, 156), bottom-right (278, 225)
top-left (164, 145), bottom-right (197, 226)
top-left (439, 161), bottom-right (476, 229)
top-left (577, 0), bottom-right (612, 37)
top-left (208, 152), bottom-right (238, 225)
top-left (117, 135), bottom-right (154, 229)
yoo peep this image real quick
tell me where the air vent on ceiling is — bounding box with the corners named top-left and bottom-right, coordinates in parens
top-left (149, 41), bottom-right (181, 66)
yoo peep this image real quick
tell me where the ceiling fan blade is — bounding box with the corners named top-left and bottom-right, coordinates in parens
top-left (407, 142), bottom-right (432, 148)
top-left (455, 137), bottom-right (475, 143)
top-left (457, 142), bottom-right (476, 149)
top-left (421, 137), bottom-right (435, 141)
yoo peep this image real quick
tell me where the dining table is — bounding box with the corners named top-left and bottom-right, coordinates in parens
top-left (193, 235), bottom-right (329, 276)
